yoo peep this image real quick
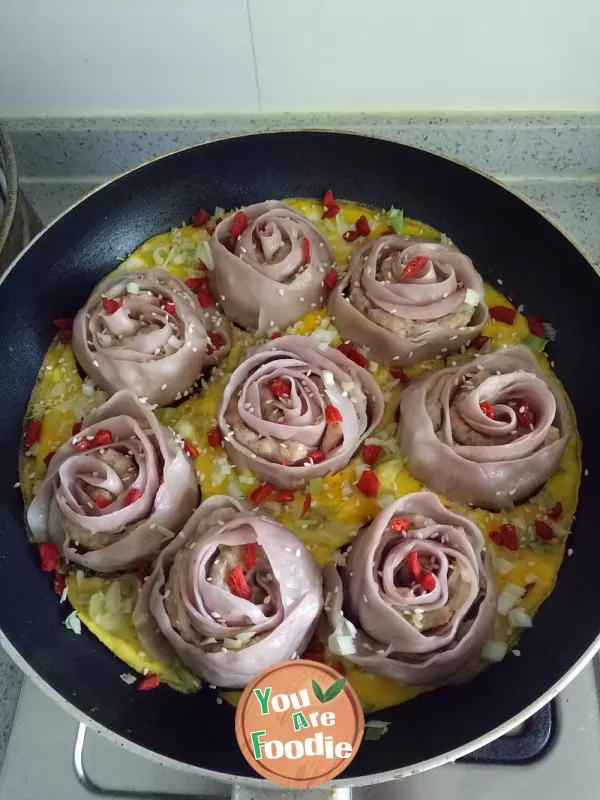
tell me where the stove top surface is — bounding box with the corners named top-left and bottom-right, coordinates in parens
top-left (1, 658), bottom-right (599, 800)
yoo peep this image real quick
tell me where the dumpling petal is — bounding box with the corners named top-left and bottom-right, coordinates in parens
top-left (72, 269), bottom-right (224, 405)
top-left (217, 335), bottom-right (384, 489)
top-left (323, 492), bottom-right (496, 685)
top-left (398, 345), bottom-right (570, 509)
top-left (26, 390), bottom-right (199, 572)
top-left (133, 495), bottom-right (323, 688)
top-left (328, 236), bottom-right (487, 367)
top-left (208, 202), bottom-right (334, 334)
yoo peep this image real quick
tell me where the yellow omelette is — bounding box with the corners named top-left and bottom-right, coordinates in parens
top-left (19, 199), bottom-right (580, 713)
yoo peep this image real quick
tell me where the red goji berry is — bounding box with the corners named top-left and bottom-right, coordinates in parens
top-left (24, 419), bottom-right (42, 448)
top-left (124, 488), bottom-right (143, 506)
top-left (227, 565), bottom-right (252, 600)
top-left (250, 483), bottom-right (275, 505)
top-left (137, 674), bottom-right (160, 691)
top-left (400, 256), bottom-right (429, 281)
top-left (355, 215), bottom-right (370, 237)
top-left (362, 444), bottom-right (382, 465)
top-left (306, 450), bottom-right (326, 465)
top-left (357, 470), bottom-right (379, 497)
top-left (489, 306), bottom-right (517, 324)
top-left (324, 268), bottom-right (337, 291)
top-left (101, 297), bottom-right (124, 315)
top-left (244, 543), bottom-right (257, 570)
top-left (39, 543), bottom-right (59, 572)
top-left (230, 211), bottom-right (249, 239)
top-left (184, 440), bottom-right (199, 459)
top-left (207, 428), bottom-right (222, 448)
top-left (191, 208), bottom-right (211, 227)
top-left (325, 405), bottom-right (342, 425)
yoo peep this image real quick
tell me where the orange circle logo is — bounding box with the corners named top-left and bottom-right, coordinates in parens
top-left (235, 660), bottom-right (364, 788)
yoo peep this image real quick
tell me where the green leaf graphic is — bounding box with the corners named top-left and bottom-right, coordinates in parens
top-left (312, 679), bottom-right (325, 703)
top-left (323, 677), bottom-right (347, 702)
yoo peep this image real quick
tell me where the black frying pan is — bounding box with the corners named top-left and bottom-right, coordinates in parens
top-left (0, 131), bottom-right (597, 785)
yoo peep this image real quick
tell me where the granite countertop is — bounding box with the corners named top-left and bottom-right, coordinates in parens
top-left (0, 113), bottom-right (598, 774)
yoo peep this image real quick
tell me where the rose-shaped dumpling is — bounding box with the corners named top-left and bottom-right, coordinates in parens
top-left (328, 236), bottom-right (487, 367)
top-left (217, 335), bottom-right (384, 489)
top-left (399, 345), bottom-right (570, 510)
top-left (208, 201), bottom-right (334, 334)
top-left (72, 268), bottom-right (229, 406)
top-left (133, 495), bottom-right (323, 687)
top-left (26, 390), bottom-right (199, 573)
top-left (323, 492), bottom-right (496, 685)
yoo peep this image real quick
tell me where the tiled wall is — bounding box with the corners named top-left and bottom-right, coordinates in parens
top-left (1, 0), bottom-right (600, 115)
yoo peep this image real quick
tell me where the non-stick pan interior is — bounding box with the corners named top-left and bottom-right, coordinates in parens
top-left (0, 132), bottom-right (597, 780)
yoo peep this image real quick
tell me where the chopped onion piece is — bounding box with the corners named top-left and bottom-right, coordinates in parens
top-left (235, 631), bottom-right (256, 645)
top-left (307, 477), bottom-right (324, 494)
top-left (311, 327), bottom-right (337, 345)
top-left (543, 321), bottom-right (557, 341)
top-left (177, 420), bottom-right (195, 440)
top-left (63, 610), bottom-right (82, 635)
top-left (120, 673), bottom-right (137, 685)
top-left (388, 208), bottom-right (404, 234)
top-left (197, 241), bottom-right (214, 270)
top-left (335, 211), bottom-right (352, 236)
top-left (126, 282), bottom-right (140, 295)
top-left (322, 370), bottom-right (335, 388)
top-left (497, 583), bottom-right (525, 615)
top-left (482, 640), bottom-right (508, 662)
top-left (507, 607), bottom-right (533, 629)
top-left (492, 553), bottom-right (514, 575)
top-left (465, 288), bottom-right (480, 307)
top-left (329, 635), bottom-right (356, 655)
top-left (227, 482), bottom-right (245, 499)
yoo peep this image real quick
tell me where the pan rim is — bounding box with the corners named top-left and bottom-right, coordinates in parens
top-left (1, 128), bottom-right (597, 787)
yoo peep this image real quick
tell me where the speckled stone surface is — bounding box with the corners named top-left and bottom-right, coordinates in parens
top-left (5, 113), bottom-right (600, 180)
top-left (0, 652), bottom-right (22, 773)
top-left (0, 115), bottom-right (599, 775)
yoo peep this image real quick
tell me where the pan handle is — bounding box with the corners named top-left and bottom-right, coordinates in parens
top-left (232, 787), bottom-right (353, 799)
top-left (75, 724), bottom-right (355, 798)
top-left (74, 723), bottom-right (232, 798)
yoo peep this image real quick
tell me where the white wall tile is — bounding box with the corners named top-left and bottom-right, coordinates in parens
top-left (249, 0), bottom-right (600, 111)
top-left (0, 0), bottom-right (259, 115)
